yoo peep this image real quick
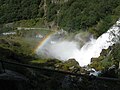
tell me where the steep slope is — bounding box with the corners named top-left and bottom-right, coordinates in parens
top-left (1, 0), bottom-right (120, 36)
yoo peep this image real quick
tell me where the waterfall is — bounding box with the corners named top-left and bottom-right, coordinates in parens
top-left (36, 19), bottom-right (120, 66)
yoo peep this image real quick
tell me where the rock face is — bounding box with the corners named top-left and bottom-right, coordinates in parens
top-left (65, 59), bottom-right (79, 66)
top-left (0, 70), bottom-right (29, 90)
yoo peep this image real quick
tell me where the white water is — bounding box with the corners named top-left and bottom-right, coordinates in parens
top-left (36, 19), bottom-right (120, 66)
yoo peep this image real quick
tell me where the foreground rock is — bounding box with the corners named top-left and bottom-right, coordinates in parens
top-left (0, 70), bottom-right (29, 90)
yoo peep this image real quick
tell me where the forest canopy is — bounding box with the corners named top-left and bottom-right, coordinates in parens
top-left (1, 0), bottom-right (120, 36)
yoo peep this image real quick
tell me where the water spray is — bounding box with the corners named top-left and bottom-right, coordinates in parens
top-left (35, 19), bottom-right (120, 66)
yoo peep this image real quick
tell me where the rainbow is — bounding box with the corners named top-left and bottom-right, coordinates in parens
top-left (34, 32), bottom-right (56, 54)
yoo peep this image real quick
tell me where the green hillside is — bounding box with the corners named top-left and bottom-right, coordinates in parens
top-left (0, 0), bottom-right (120, 89)
top-left (0, 0), bottom-right (120, 72)
top-left (1, 0), bottom-right (120, 36)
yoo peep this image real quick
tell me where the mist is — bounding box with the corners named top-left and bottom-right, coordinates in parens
top-left (36, 19), bottom-right (120, 66)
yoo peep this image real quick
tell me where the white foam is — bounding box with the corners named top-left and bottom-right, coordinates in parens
top-left (36, 19), bottom-right (120, 66)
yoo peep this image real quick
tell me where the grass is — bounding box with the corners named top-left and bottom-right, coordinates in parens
top-left (13, 18), bottom-right (45, 28)
top-left (31, 59), bottom-right (49, 64)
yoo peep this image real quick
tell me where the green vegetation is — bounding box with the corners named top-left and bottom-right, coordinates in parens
top-left (0, 0), bottom-right (40, 24)
top-left (90, 44), bottom-right (120, 78)
top-left (57, 0), bottom-right (120, 36)
top-left (0, 36), bottom-right (35, 62)
top-left (1, 0), bottom-right (120, 36)
top-left (90, 48), bottom-right (113, 71)
top-left (13, 18), bottom-right (45, 28)
top-left (0, 0), bottom-right (120, 89)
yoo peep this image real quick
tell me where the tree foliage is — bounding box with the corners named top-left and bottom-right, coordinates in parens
top-left (0, 0), bottom-right (40, 24)
top-left (1, 0), bottom-right (120, 36)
